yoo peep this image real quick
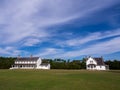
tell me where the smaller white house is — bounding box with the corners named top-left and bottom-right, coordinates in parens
top-left (86, 56), bottom-right (109, 70)
top-left (10, 56), bottom-right (50, 69)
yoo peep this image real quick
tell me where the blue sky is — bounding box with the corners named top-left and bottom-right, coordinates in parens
top-left (0, 0), bottom-right (120, 60)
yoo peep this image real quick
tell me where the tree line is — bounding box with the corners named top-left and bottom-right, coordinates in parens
top-left (0, 57), bottom-right (16, 69)
top-left (42, 58), bottom-right (86, 69)
top-left (42, 58), bottom-right (120, 70)
top-left (105, 60), bottom-right (120, 70)
top-left (0, 57), bottom-right (120, 69)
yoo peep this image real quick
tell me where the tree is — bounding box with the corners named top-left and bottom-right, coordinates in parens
top-left (105, 60), bottom-right (120, 70)
top-left (0, 57), bottom-right (16, 69)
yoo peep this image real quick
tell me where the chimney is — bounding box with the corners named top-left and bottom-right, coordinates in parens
top-left (30, 54), bottom-right (33, 59)
top-left (17, 55), bottom-right (20, 59)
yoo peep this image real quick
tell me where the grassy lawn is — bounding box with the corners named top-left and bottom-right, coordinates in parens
top-left (0, 70), bottom-right (120, 90)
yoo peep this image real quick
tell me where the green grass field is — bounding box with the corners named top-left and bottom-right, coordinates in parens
top-left (0, 70), bottom-right (120, 90)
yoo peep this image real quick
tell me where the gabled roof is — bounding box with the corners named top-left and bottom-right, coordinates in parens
top-left (16, 57), bottom-right (39, 61)
top-left (93, 57), bottom-right (105, 65)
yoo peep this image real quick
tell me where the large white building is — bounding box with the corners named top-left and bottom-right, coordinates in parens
top-left (10, 56), bottom-right (50, 69)
top-left (86, 56), bottom-right (109, 70)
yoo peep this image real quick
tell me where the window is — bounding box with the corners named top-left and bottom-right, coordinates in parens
top-left (90, 61), bottom-right (93, 64)
top-left (94, 65), bottom-right (96, 68)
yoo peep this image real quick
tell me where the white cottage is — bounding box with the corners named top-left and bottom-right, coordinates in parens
top-left (86, 56), bottom-right (109, 70)
top-left (10, 56), bottom-right (50, 69)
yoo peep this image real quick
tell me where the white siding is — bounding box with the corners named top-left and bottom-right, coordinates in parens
top-left (37, 64), bottom-right (50, 69)
top-left (86, 57), bottom-right (107, 70)
top-left (36, 58), bottom-right (42, 68)
top-left (86, 57), bottom-right (97, 65)
top-left (96, 66), bottom-right (106, 70)
top-left (10, 57), bottom-right (50, 70)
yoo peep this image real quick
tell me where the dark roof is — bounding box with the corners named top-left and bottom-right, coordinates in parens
top-left (13, 64), bottom-right (36, 65)
top-left (16, 57), bottom-right (39, 61)
top-left (93, 57), bottom-right (105, 65)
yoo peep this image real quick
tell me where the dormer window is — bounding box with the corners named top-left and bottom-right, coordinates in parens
top-left (90, 61), bottom-right (93, 64)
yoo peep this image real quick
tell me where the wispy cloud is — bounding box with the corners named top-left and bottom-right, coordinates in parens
top-left (57, 28), bottom-right (120, 47)
top-left (0, 46), bottom-right (27, 56)
top-left (23, 38), bottom-right (40, 46)
top-left (0, 0), bottom-right (120, 59)
top-left (36, 48), bottom-right (64, 58)
top-left (0, 0), bottom-right (119, 44)
top-left (52, 36), bottom-right (120, 58)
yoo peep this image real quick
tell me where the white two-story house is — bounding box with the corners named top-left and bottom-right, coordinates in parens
top-left (10, 56), bottom-right (50, 69)
top-left (86, 56), bottom-right (109, 70)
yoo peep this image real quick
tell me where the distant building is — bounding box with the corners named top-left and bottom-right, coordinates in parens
top-left (10, 56), bottom-right (50, 69)
top-left (86, 56), bottom-right (109, 70)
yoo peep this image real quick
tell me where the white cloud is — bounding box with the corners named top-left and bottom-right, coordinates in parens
top-left (23, 38), bottom-right (40, 46)
top-left (56, 36), bottom-right (120, 58)
top-left (0, 0), bottom-right (120, 57)
top-left (0, 0), bottom-right (119, 45)
top-left (0, 46), bottom-right (23, 56)
top-left (36, 48), bottom-right (64, 58)
top-left (57, 28), bottom-right (120, 47)
top-left (36, 36), bottom-right (120, 58)
top-left (0, 48), bottom-right (11, 55)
